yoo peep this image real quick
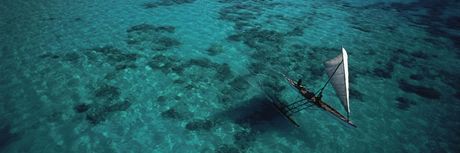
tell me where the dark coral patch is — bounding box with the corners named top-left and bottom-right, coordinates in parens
top-left (247, 62), bottom-right (265, 74)
top-left (39, 53), bottom-right (60, 59)
top-left (229, 76), bottom-right (250, 91)
top-left (185, 119), bottom-right (214, 131)
top-left (161, 108), bottom-right (183, 119)
top-left (87, 46), bottom-right (139, 70)
top-left (410, 51), bottom-right (430, 59)
top-left (126, 24), bottom-right (180, 51)
top-left (409, 74), bottom-right (424, 81)
top-left (39, 51), bottom-right (82, 65)
top-left (173, 79), bottom-right (186, 84)
top-left (454, 91), bottom-right (460, 100)
top-left (154, 37), bottom-right (181, 51)
top-left (188, 58), bottom-right (218, 68)
top-left (398, 80), bottom-right (441, 99)
top-left (128, 24), bottom-right (176, 33)
top-left (155, 26), bottom-right (176, 33)
top-left (226, 34), bottom-right (242, 42)
top-left (62, 52), bottom-right (81, 63)
top-left (286, 26), bottom-right (304, 36)
top-left (218, 3), bottom-right (261, 25)
top-left (215, 63), bottom-right (234, 81)
top-left (86, 111), bottom-right (105, 125)
top-left (90, 46), bottom-right (121, 55)
top-left (240, 28), bottom-right (284, 50)
top-left (445, 16), bottom-right (460, 30)
top-left (373, 68), bottom-right (392, 79)
top-left (74, 103), bottom-right (90, 113)
top-left (373, 60), bottom-right (394, 79)
top-left (0, 124), bottom-right (19, 150)
top-left (207, 43), bottom-right (224, 56)
top-left (349, 88), bottom-right (364, 101)
top-left (94, 84), bottom-right (120, 100)
top-left (437, 70), bottom-right (460, 90)
top-left (142, 0), bottom-right (196, 9)
top-left (115, 63), bottom-right (137, 71)
top-left (396, 97), bottom-right (416, 110)
top-left (218, 87), bottom-right (234, 104)
top-left (215, 144), bottom-right (240, 153)
top-left (148, 55), bottom-right (183, 74)
top-left (86, 100), bottom-right (131, 125)
top-left (157, 96), bottom-right (167, 102)
top-left (398, 58), bottom-right (418, 68)
top-left (233, 130), bottom-right (256, 150)
top-left (107, 100), bottom-right (131, 112)
top-left (351, 25), bottom-right (372, 33)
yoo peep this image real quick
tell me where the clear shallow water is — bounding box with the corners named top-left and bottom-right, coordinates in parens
top-left (0, 0), bottom-right (459, 153)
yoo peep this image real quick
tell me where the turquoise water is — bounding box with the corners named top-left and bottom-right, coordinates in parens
top-left (1, 0), bottom-right (459, 152)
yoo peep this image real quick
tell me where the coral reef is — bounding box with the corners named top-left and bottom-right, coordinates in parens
top-left (94, 84), bottom-right (120, 101)
top-left (396, 97), bottom-right (416, 110)
top-left (0, 124), bottom-right (19, 150)
top-left (85, 100), bottom-right (131, 125)
top-left (215, 144), bottom-right (241, 153)
top-left (126, 24), bottom-right (180, 51)
top-left (161, 108), bottom-right (183, 120)
top-left (398, 80), bottom-right (441, 99)
top-left (142, 0), bottom-right (196, 9)
top-left (215, 63), bottom-right (234, 81)
top-left (185, 119), bottom-right (214, 131)
top-left (233, 130), bottom-right (257, 150)
top-left (206, 43), bottom-right (224, 56)
top-left (74, 103), bottom-right (90, 113)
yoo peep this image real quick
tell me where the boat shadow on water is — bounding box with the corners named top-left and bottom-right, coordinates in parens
top-left (212, 94), bottom-right (321, 150)
top-left (216, 95), bottom-right (294, 132)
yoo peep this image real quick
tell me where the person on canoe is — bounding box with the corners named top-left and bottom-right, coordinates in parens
top-left (296, 79), bottom-right (316, 100)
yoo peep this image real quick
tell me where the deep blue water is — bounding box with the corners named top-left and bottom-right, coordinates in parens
top-left (0, 0), bottom-right (459, 152)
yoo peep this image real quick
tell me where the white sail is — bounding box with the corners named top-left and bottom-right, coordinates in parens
top-left (324, 47), bottom-right (350, 114)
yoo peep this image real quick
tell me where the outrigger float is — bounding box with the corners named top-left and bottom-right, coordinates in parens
top-left (266, 47), bottom-right (356, 127)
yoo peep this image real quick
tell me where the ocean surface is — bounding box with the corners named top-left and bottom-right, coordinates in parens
top-left (1, 0), bottom-right (459, 153)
